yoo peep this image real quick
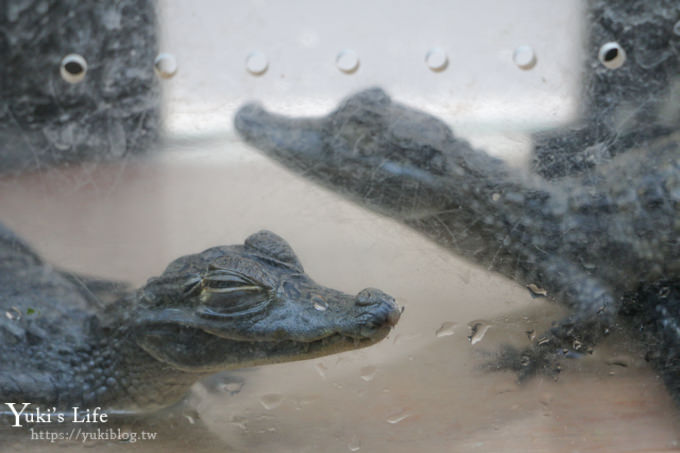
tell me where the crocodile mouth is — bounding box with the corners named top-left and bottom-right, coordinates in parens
top-left (255, 327), bottom-right (395, 362)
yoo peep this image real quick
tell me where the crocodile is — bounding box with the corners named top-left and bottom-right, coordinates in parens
top-left (1, 0), bottom-right (160, 175)
top-left (531, 0), bottom-right (680, 179)
top-left (0, 223), bottom-right (400, 412)
top-left (234, 88), bottom-right (680, 396)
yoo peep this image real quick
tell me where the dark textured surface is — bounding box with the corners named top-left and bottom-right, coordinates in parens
top-left (0, 0), bottom-right (161, 174)
top-left (0, 225), bottom-right (400, 412)
top-left (621, 281), bottom-right (680, 405)
top-left (234, 87), bottom-right (680, 398)
top-left (532, 0), bottom-right (680, 179)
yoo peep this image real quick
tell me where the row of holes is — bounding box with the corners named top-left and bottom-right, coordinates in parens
top-left (59, 41), bottom-right (630, 85)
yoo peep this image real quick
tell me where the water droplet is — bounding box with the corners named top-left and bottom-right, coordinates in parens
top-left (336, 49), bottom-right (360, 74)
top-left (467, 320), bottom-right (491, 345)
top-left (598, 42), bottom-right (626, 69)
top-left (246, 51), bottom-right (269, 75)
top-left (606, 355), bottom-right (632, 368)
top-left (312, 296), bottom-right (328, 311)
top-left (217, 381), bottom-right (243, 395)
top-left (527, 283), bottom-right (547, 297)
top-left (154, 53), bottom-right (177, 79)
top-left (60, 54), bottom-right (87, 83)
top-left (512, 45), bottom-right (537, 70)
top-left (259, 393), bottom-right (283, 410)
top-left (386, 409), bottom-right (411, 424)
top-left (540, 392), bottom-right (554, 406)
top-left (299, 31), bottom-right (319, 48)
top-left (294, 395), bottom-right (318, 409)
top-left (348, 434), bottom-right (361, 451)
top-left (537, 336), bottom-right (551, 346)
top-left (425, 47), bottom-right (448, 72)
top-left (360, 366), bottom-right (377, 382)
top-left (673, 21), bottom-right (680, 36)
top-left (520, 355), bottom-right (531, 367)
top-left (231, 415), bottom-right (248, 431)
top-left (435, 321), bottom-right (457, 337)
top-left (314, 362), bottom-right (327, 379)
top-left (5, 307), bottom-right (21, 321)
top-left (183, 409), bottom-right (200, 425)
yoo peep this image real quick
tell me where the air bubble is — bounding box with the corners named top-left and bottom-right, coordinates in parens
top-left (435, 321), bottom-right (457, 337)
top-left (425, 48), bottom-right (448, 72)
top-left (60, 54), bottom-right (87, 83)
top-left (512, 45), bottom-right (537, 70)
top-left (259, 393), bottom-right (283, 410)
top-left (336, 49), bottom-right (360, 74)
top-left (154, 53), bottom-right (177, 79)
top-left (360, 366), bottom-right (377, 382)
top-left (467, 320), bottom-right (491, 345)
top-left (598, 42), bottom-right (626, 69)
top-left (246, 51), bottom-right (269, 75)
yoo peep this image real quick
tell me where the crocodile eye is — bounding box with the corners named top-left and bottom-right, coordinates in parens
top-left (197, 269), bottom-right (271, 318)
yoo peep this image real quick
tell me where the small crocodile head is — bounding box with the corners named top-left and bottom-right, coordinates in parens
top-left (234, 88), bottom-right (464, 218)
top-left (131, 230), bottom-right (401, 373)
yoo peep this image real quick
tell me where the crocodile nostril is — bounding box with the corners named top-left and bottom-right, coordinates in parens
top-left (355, 288), bottom-right (401, 326)
top-left (356, 287), bottom-right (389, 306)
top-left (386, 303), bottom-right (402, 327)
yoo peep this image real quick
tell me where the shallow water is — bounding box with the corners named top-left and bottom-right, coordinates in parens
top-left (2, 143), bottom-right (679, 452)
top-left (3, 0), bottom-right (680, 450)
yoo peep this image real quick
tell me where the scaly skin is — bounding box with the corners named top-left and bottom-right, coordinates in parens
top-left (0, 224), bottom-right (400, 412)
top-left (531, 0), bottom-right (680, 179)
top-left (234, 88), bottom-right (680, 384)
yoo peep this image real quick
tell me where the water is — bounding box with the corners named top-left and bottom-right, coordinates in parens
top-left (4, 1), bottom-right (680, 452)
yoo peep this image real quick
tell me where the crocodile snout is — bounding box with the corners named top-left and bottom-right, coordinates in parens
top-left (356, 287), bottom-right (401, 327)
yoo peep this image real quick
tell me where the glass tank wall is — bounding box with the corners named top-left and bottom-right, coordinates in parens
top-left (1, 1), bottom-right (680, 451)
